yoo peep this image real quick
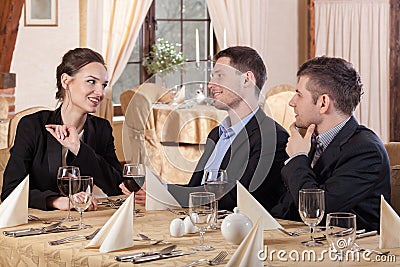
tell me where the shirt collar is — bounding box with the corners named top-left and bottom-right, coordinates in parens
top-left (315, 116), bottom-right (351, 150)
top-left (219, 107), bottom-right (259, 139)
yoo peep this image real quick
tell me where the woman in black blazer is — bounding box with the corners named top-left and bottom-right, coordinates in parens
top-left (1, 48), bottom-right (123, 210)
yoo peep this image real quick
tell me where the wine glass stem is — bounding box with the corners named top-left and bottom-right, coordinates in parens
top-left (199, 229), bottom-right (205, 246)
top-left (79, 211), bottom-right (84, 228)
top-left (214, 200), bottom-right (219, 225)
top-left (310, 226), bottom-right (315, 242)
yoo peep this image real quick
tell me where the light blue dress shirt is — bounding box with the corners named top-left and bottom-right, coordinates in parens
top-left (201, 107), bottom-right (259, 184)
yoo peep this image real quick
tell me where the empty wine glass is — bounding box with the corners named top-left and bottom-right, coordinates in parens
top-left (203, 169), bottom-right (228, 228)
top-left (189, 192), bottom-right (216, 251)
top-left (57, 166), bottom-right (80, 222)
top-left (326, 212), bottom-right (357, 261)
top-left (123, 163), bottom-right (146, 216)
top-left (298, 188), bottom-right (325, 246)
top-left (69, 176), bottom-right (93, 229)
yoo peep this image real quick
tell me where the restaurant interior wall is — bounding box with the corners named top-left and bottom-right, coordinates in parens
top-left (9, 0), bottom-right (303, 112)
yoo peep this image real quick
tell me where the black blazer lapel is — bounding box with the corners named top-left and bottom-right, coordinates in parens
top-left (83, 115), bottom-right (97, 150)
top-left (313, 116), bottom-right (359, 178)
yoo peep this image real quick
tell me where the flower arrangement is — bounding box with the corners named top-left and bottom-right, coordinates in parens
top-left (143, 38), bottom-right (185, 75)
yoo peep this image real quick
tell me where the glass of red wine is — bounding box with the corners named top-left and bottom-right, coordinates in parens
top-left (57, 166), bottom-right (80, 222)
top-left (123, 163), bottom-right (146, 215)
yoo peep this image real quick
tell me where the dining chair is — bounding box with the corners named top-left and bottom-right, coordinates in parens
top-left (265, 84), bottom-right (295, 98)
top-left (122, 83), bottom-right (168, 174)
top-left (0, 96), bottom-right (8, 119)
top-left (120, 88), bottom-right (137, 116)
top-left (0, 106), bottom-right (49, 202)
top-left (7, 106), bottom-right (49, 147)
top-left (263, 90), bottom-right (296, 133)
top-left (384, 142), bottom-right (400, 214)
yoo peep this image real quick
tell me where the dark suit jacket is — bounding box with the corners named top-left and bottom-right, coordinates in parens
top-left (1, 107), bottom-right (123, 210)
top-left (186, 108), bottom-right (289, 211)
top-left (271, 116), bottom-right (391, 231)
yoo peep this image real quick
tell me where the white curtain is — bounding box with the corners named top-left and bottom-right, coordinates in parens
top-left (314, 0), bottom-right (390, 142)
top-left (85, 0), bottom-right (153, 122)
top-left (206, 0), bottom-right (269, 99)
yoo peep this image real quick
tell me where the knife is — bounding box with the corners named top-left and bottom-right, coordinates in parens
top-left (115, 244), bottom-right (177, 262)
top-left (314, 230), bottom-right (376, 241)
top-left (3, 221), bottom-right (62, 237)
top-left (132, 252), bottom-right (195, 263)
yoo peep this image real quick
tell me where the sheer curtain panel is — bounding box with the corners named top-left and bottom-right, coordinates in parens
top-left (314, 0), bottom-right (390, 142)
top-left (84, 0), bottom-right (153, 122)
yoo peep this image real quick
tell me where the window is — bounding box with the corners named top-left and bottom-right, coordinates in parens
top-left (113, 0), bottom-right (213, 116)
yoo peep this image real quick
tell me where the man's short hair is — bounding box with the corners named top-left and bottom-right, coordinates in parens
top-left (297, 56), bottom-right (363, 116)
top-left (214, 46), bottom-right (267, 92)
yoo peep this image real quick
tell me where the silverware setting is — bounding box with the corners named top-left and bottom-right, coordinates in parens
top-left (28, 215), bottom-right (60, 224)
top-left (314, 229), bottom-right (375, 241)
top-left (136, 233), bottom-right (171, 245)
top-left (48, 228), bottom-right (100, 245)
top-left (352, 242), bottom-right (390, 256)
top-left (2, 222), bottom-right (89, 237)
top-left (181, 250), bottom-right (228, 266)
top-left (133, 251), bottom-right (195, 263)
top-left (278, 227), bottom-right (326, 237)
top-left (115, 244), bottom-right (177, 262)
top-left (3, 221), bottom-right (63, 237)
top-left (167, 208), bottom-right (188, 216)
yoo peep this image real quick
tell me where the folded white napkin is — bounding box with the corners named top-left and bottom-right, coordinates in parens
top-left (145, 166), bottom-right (181, 210)
top-left (379, 195), bottom-right (400, 248)
top-left (226, 218), bottom-right (263, 267)
top-left (237, 181), bottom-right (282, 230)
top-left (0, 176), bottom-right (29, 228)
top-left (86, 193), bottom-right (134, 252)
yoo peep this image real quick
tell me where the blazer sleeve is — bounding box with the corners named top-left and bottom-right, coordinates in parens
top-left (1, 116), bottom-right (60, 209)
top-left (68, 119), bottom-right (123, 196)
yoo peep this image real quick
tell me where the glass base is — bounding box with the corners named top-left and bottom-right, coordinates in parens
top-left (191, 245), bottom-right (215, 251)
top-left (71, 223), bottom-right (92, 230)
top-left (133, 212), bottom-right (144, 217)
top-left (301, 240), bottom-right (324, 247)
top-left (61, 214), bottom-right (79, 222)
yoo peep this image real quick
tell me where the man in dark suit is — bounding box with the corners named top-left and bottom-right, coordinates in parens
top-left (181, 46), bottom-right (289, 211)
top-left (271, 56), bottom-right (390, 231)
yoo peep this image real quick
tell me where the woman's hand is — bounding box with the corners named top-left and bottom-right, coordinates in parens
top-left (45, 124), bottom-right (81, 155)
top-left (47, 195), bottom-right (98, 211)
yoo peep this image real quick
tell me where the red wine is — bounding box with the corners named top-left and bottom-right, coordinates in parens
top-left (57, 177), bottom-right (70, 196)
top-left (123, 175), bottom-right (145, 193)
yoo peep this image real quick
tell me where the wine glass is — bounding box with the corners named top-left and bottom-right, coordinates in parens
top-left (326, 212), bottom-right (357, 261)
top-left (203, 169), bottom-right (228, 228)
top-left (123, 163), bottom-right (146, 216)
top-left (69, 176), bottom-right (94, 229)
top-left (189, 192), bottom-right (216, 251)
top-left (298, 188), bottom-right (325, 246)
top-left (57, 166), bottom-right (80, 221)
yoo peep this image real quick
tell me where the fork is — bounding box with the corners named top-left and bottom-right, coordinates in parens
top-left (136, 233), bottom-right (171, 245)
top-left (278, 228), bottom-right (301, 237)
top-left (28, 215), bottom-right (59, 224)
top-left (182, 251), bottom-right (228, 266)
top-left (48, 228), bottom-right (100, 245)
top-left (352, 243), bottom-right (390, 256)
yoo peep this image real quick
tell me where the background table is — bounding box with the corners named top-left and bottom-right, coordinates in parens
top-left (0, 206), bottom-right (398, 266)
top-left (149, 103), bottom-right (227, 184)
